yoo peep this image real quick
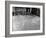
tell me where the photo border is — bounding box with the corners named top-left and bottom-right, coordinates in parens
top-left (10, 4), bottom-right (43, 34)
top-left (5, 1), bottom-right (45, 37)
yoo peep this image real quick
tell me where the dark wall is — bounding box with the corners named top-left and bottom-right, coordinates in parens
top-left (12, 7), bottom-right (40, 17)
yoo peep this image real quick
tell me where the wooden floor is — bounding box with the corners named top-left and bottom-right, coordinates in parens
top-left (12, 15), bottom-right (40, 31)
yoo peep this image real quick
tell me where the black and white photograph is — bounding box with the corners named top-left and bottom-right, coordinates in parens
top-left (12, 7), bottom-right (40, 31)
